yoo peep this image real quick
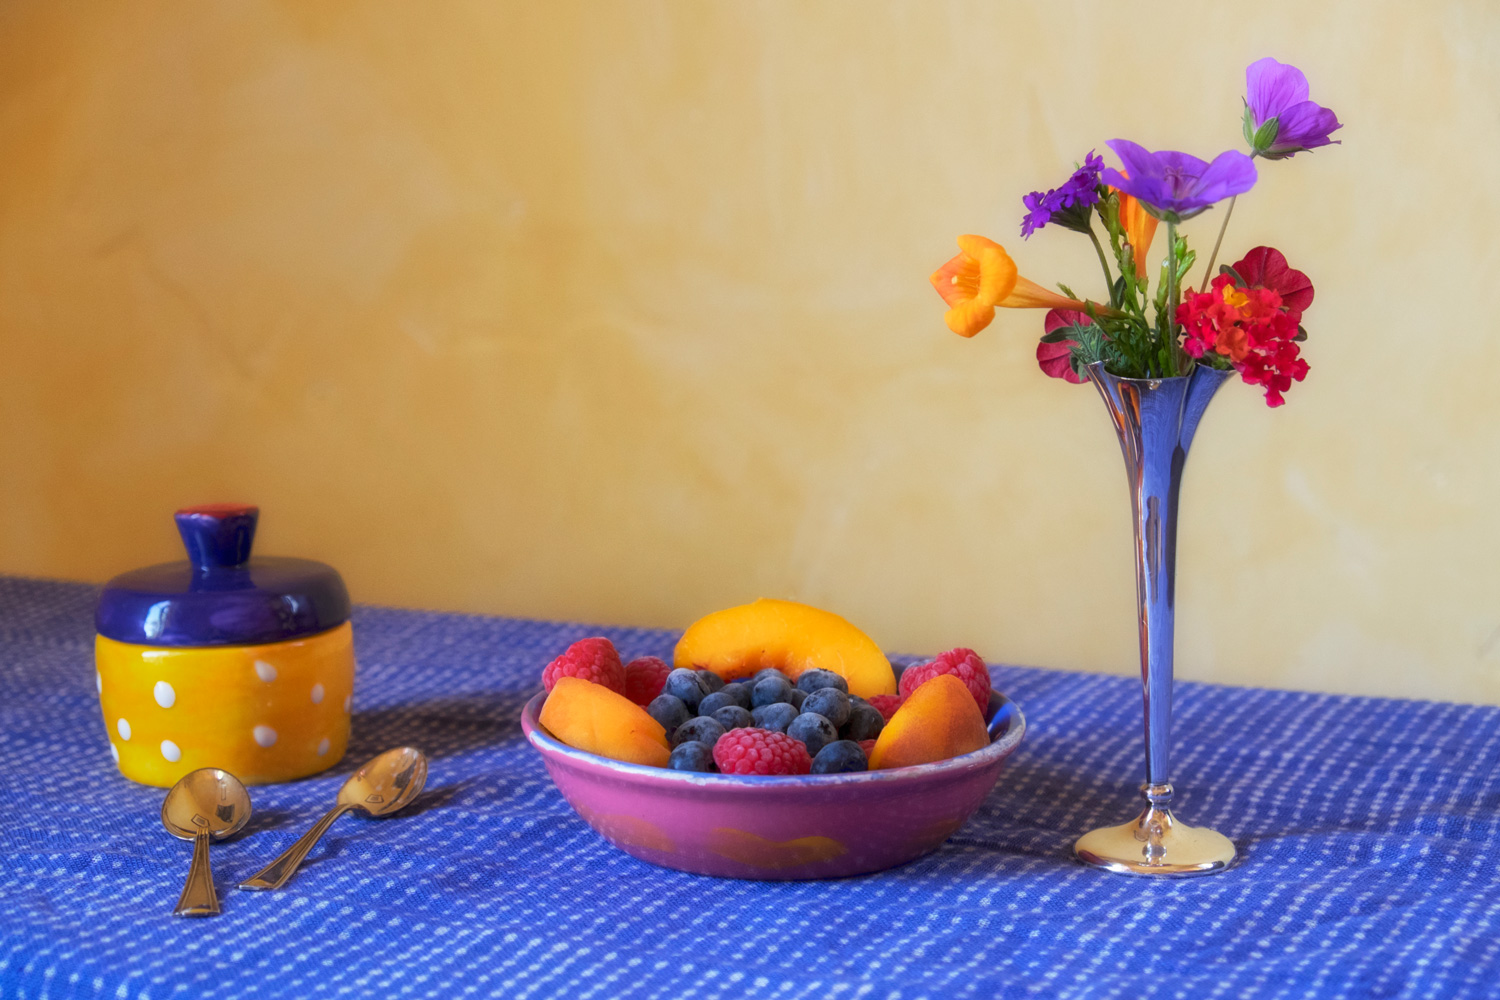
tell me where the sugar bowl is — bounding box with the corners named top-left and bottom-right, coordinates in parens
top-left (95, 504), bottom-right (355, 786)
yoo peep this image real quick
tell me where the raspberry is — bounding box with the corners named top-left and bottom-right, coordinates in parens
top-left (712, 728), bottom-right (812, 776)
top-left (542, 637), bottom-right (625, 694)
top-left (624, 656), bottom-right (673, 705)
top-left (857, 739), bottom-right (877, 756)
top-left (898, 647), bottom-right (990, 710)
top-left (868, 694), bottom-right (906, 721)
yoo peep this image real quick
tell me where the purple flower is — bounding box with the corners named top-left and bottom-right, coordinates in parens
top-left (1020, 151), bottom-right (1104, 239)
top-left (1100, 139), bottom-right (1257, 222)
top-left (1020, 190), bottom-right (1053, 239)
top-left (1245, 58), bottom-right (1343, 159)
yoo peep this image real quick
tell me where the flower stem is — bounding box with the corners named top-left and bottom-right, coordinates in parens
top-left (1199, 194), bottom-right (1238, 292)
top-left (1164, 218), bottom-right (1179, 377)
top-left (1087, 228), bottom-right (1114, 302)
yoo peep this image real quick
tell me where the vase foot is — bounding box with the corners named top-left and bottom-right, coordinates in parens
top-left (1074, 785), bottom-right (1236, 877)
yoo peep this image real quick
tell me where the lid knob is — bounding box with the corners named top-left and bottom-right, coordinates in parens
top-left (175, 504), bottom-right (259, 571)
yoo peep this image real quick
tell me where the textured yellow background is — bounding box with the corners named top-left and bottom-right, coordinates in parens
top-left (1, 2), bottom-right (1496, 702)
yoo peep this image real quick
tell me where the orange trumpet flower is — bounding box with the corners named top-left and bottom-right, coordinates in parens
top-left (929, 235), bottom-right (1092, 338)
top-left (1115, 189), bottom-right (1158, 281)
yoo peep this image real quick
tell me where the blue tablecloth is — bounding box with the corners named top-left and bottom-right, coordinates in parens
top-left (2, 575), bottom-right (1499, 999)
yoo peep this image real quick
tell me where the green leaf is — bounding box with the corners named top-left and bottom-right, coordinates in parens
top-left (1241, 102), bottom-right (1257, 148)
top-left (1219, 264), bottom-right (1246, 287)
top-left (1177, 248), bottom-right (1197, 282)
top-left (1252, 117), bottom-right (1280, 152)
top-left (1295, 325), bottom-right (1308, 342)
top-left (1099, 192), bottom-right (1123, 240)
top-left (1039, 329), bottom-right (1072, 344)
top-left (1057, 282), bottom-right (1078, 300)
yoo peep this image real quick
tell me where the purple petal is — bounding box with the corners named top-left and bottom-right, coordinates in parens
top-left (1270, 100), bottom-right (1344, 150)
top-left (1190, 150), bottom-right (1258, 204)
top-left (1151, 149), bottom-right (1211, 178)
top-left (1101, 166), bottom-right (1166, 208)
top-left (1105, 139), bottom-right (1158, 181)
top-left (1246, 58), bottom-right (1310, 126)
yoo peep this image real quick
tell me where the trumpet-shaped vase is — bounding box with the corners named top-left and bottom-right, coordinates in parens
top-left (1073, 361), bottom-right (1238, 877)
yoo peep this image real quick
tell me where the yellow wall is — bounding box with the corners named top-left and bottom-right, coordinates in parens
top-left (2, 1), bottom-right (1497, 703)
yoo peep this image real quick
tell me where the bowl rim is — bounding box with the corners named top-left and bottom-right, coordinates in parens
top-left (521, 688), bottom-right (1026, 789)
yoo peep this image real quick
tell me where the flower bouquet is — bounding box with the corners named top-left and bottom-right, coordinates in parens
top-left (930, 58), bottom-right (1341, 876)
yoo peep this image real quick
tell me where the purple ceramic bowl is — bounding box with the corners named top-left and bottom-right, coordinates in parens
top-left (521, 690), bottom-right (1026, 880)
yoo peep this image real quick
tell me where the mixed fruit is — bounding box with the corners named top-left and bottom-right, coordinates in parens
top-left (536, 598), bottom-right (999, 776)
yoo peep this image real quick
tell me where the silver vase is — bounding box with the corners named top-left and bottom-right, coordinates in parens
top-left (1072, 360), bottom-right (1237, 877)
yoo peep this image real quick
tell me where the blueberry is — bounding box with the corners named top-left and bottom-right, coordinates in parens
top-left (796, 669), bottom-right (847, 694)
top-left (841, 702), bottom-right (885, 742)
top-left (718, 682), bottom-right (753, 709)
top-left (787, 712), bottom-right (838, 756)
top-left (751, 674), bottom-right (794, 708)
top-left (801, 688), bottom-right (850, 728)
top-left (697, 669), bottom-right (725, 693)
top-left (751, 667), bottom-right (787, 686)
top-left (711, 705), bottom-right (754, 731)
top-left (890, 661), bottom-right (910, 687)
top-left (788, 688), bottom-right (807, 710)
top-left (646, 694), bottom-right (691, 740)
top-left (668, 742), bottom-right (718, 773)
top-left (697, 690), bottom-right (737, 717)
top-left (751, 702), bottom-right (798, 734)
top-left (671, 715), bottom-right (726, 749)
top-left (810, 740), bottom-right (868, 774)
top-left (665, 668), bottom-right (712, 710)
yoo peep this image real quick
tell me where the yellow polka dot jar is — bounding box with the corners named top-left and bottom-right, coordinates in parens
top-left (95, 504), bottom-right (355, 787)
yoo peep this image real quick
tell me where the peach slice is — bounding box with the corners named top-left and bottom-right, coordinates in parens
top-left (868, 674), bottom-right (989, 770)
top-left (672, 598), bottom-right (896, 699)
top-left (539, 676), bottom-right (671, 767)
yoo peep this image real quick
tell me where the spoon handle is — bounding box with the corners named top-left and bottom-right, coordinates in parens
top-left (238, 803), bottom-right (352, 891)
top-left (173, 829), bottom-right (219, 917)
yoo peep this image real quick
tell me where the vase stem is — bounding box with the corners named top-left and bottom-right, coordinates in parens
top-left (1074, 361), bottom-right (1237, 877)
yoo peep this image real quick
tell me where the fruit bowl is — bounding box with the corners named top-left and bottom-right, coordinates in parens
top-left (520, 689), bottom-right (1026, 880)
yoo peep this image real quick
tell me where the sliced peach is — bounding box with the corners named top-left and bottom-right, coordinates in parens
top-left (539, 676), bottom-right (671, 767)
top-left (673, 599), bottom-right (896, 699)
top-left (868, 674), bottom-right (989, 770)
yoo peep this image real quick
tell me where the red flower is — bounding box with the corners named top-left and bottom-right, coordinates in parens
top-left (1229, 246), bottom-right (1314, 313)
top-left (1178, 247), bottom-right (1312, 407)
top-left (1035, 309), bottom-right (1093, 384)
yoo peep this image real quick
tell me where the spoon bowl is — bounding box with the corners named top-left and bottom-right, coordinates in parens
top-left (337, 746), bottom-right (428, 817)
top-left (161, 768), bottom-right (251, 916)
top-left (161, 768), bottom-right (252, 841)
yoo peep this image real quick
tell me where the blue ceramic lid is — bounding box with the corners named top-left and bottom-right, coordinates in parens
top-left (95, 505), bottom-right (351, 647)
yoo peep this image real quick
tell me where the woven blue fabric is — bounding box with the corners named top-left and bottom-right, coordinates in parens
top-left (2, 575), bottom-right (1499, 999)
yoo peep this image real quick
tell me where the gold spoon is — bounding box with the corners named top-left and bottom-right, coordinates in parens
top-left (161, 768), bottom-right (252, 917)
top-left (239, 746), bottom-right (428, 891)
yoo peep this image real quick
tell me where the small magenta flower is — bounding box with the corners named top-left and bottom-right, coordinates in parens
top-left (1020, 151), bottom-right (1104, 238)
top-left (1244, 58), bottom-right (1343, 159)
top-left (1100, 140), bottom-right (1256, 223)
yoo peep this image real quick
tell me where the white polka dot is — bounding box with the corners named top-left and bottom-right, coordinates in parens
top-left (96, 671), bottom-right (103, 694)
top-left (254, 660), bottom-right (278, 682)
top-left (311, 683), bottom-right (325, 704)
top-left (343, 694), bottom-right (351, 712)
top-left (160, 739), bottom-right (181, 762)
top-left (253, 725), bottom-right (278, 748)
top-left (317, 737), bottom-right (330, 756)
top-left (108, 744), bottom-right (119, 763)
top-left (116, 718), bottom-right (131, 740)
top-left (153, 681), bottom-right (176, 708)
